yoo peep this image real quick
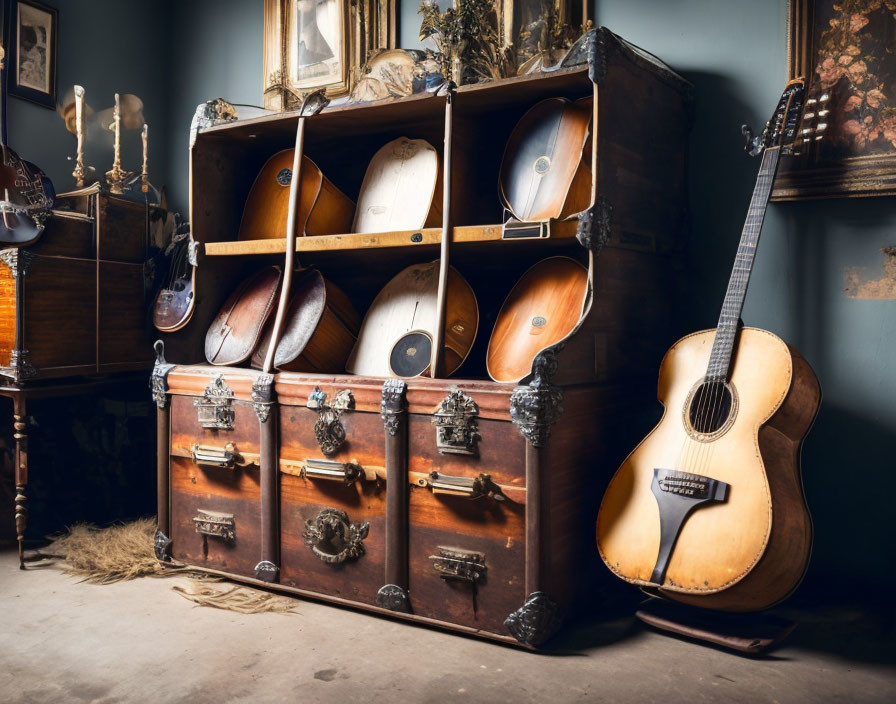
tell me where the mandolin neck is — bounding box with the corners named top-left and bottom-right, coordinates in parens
top-left (706, 146), bottom-right (781, 383)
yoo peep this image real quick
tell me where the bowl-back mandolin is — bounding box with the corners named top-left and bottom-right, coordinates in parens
top-left (596, 78), bottom-right (823, 612)
top-left (238, 149), bottom-right (354, 240)
top-left (486, 256), bottom-right (589, 383)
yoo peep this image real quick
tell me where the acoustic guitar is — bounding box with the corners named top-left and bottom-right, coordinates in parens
top-left (487, 256), bottom-right (589, 383)
top-left (596, 78), bottom-right (822, 612)
top-left (345, 260), bottom-right (478, 378)
top-left (499, 97), bottom-right (591, 238)
top-left (238, 149), bottom-right (354, 240)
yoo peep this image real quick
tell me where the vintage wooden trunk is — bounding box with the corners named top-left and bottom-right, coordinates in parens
top-left (0, 189), bottom-right (158, 382)
top-left (153, 28), bottom-right (693, 646)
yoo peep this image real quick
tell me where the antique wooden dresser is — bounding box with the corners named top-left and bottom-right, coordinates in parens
top-left (152, 28), bottom-right (693, 647)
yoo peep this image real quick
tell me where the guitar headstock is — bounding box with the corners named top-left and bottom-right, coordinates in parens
top-left (744, 78), bottom-right (825, 157)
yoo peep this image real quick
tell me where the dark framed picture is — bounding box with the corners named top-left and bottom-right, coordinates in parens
top-left (4, 0), bottom-right (57, 109)
top-left (772, 0), bottom-right (896, 200)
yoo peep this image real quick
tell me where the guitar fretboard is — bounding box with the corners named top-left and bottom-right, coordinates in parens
top-left (706, 147), bottom-right (781, 382)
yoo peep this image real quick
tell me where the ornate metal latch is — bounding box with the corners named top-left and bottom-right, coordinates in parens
top-left (432, 387), bottom-right (480, 456)
top-left (429, 546), bottom-right (487, 584)
top-left (194, 375), bottom-right (235, 430)
top-left (306, 387), bottom-right (354, 456)
top-left (303, 507), bottom-right (369, 564)
top-left (193, 509), bottom-right (235, 543)
top-left (418, 471), bottom-right (505, 501)
top-left (302, 457), bottom-right (362, 485)
top-left (190, 443), bottom-right (237, 468)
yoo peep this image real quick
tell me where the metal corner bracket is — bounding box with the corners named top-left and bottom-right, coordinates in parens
top-left (254, 560), bottom-right (279, 583)
top-left (376, 584), bottom-right (411, 613)
top-left (380, 378), bottom-right (408, 436)
top-left (576, 196), bottom-right (612, 253)
top-left (504, 591), bottom-right (562, 646)
top-left (510, 347), bottom-right (564, 448)
top-left (251, 373), bottom-right (275, 423)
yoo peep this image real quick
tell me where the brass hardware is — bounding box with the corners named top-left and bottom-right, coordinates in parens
top-left (419, 471), bottom-right (504, 501)
top-left (194, 375), bottom-right (235, 430)
top-left (190, 443), bottom-right (237, 468)
top-left (429, 546), bottom-right (486, 584)
top-left (302, 458), bottom-right (362, 485)
top-left (432, 387), bottom-right (480, 456)
top-left (303, 508), bottom-right (369, 564)
top-left (193, 509), bottom-right (235, 543)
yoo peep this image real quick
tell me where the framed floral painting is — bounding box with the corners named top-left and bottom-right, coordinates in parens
top-left (772, 0), bottom-right (896, 199)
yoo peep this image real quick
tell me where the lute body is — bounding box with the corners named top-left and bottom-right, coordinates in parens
top-left (597, 327), bottom-right (819, 610)
top-left (238, 149), bottom-right (354, 240)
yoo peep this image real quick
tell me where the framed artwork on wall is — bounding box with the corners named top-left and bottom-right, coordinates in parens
top-left (773, 0), bottom-right (896, 200)
top-left (4, 0), bottom-right (57, 109)
top-left (263, 0), bottom-right (397, 110)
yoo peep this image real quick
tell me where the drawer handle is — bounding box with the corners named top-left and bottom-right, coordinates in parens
top-left (302, 458), bottom-right (362, 485)
top-left (303, 507), bottom-right (369, 564)
top-left (191, 443), bottom-right (238, 468)
top-left (429, 546), bottom-right (487, 584)
top-left (419, 471), bottom-right (505, 501)
top-left (193, 509), bottom-right (235, 543)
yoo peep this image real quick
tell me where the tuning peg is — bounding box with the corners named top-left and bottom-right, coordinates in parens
top-left (742, 124), bottom-right (763, 156)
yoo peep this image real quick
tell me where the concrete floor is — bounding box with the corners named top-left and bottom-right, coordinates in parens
top-left (0, 550), bottom-right (893, 704)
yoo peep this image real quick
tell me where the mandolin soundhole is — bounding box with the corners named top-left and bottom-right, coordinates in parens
top-left (685, 381), bottom-right (737, 438)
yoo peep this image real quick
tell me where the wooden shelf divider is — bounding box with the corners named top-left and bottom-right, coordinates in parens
top-left (202, 221), bottom-right (579, 256)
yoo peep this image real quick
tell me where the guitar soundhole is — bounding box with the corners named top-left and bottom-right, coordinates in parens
top-left (687, 381), bottom-right (735, 436)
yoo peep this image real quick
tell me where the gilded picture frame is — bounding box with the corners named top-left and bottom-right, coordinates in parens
top-left (498, 0), bottom-right (588, 70)
top-left (263, 0), bottom-right (397, 111)
top-left (772, 0), bottom-right (896, 200)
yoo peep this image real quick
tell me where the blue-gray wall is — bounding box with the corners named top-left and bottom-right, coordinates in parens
top-left (8, 0), bottom-right (894, 590)
top-left (4, 0), bottom-right (171, 202)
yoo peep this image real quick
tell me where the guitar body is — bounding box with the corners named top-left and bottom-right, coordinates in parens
top-left (153, 270), bottom-right (194, 332)
top-left (597, 328), bottom-right (820, 611)
top-left (238, 150), bottom-right (354, 240)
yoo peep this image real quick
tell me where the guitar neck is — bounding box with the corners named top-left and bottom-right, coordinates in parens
top-left (706, 146), bottom-right (781, 382)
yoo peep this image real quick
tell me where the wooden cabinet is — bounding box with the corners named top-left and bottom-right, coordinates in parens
top-left (154, 28), bottom-right (693, 647)
top-left (0, 191), bottom-right (158, 381)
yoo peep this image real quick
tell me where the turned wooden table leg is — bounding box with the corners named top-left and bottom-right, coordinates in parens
top-left (12, 392), bottom-right (27, 569)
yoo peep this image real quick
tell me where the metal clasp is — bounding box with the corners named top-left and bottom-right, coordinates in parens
top-left (194, 375), bottom-right (235, 430)
top-left (307, 387), bottom-right (354, 456)
top-left (302, 457), bottom-right (362, 485)
top-left (432, 387), bottom-right (480, 456)
top-left (190, 443), bottom-right (237, 468)
top-left (419, 471), bottom-right (504, 501)
top-left (192, 509), bottom-right (235, 543)
top-left (429, 546), bottom-right (487, 584)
